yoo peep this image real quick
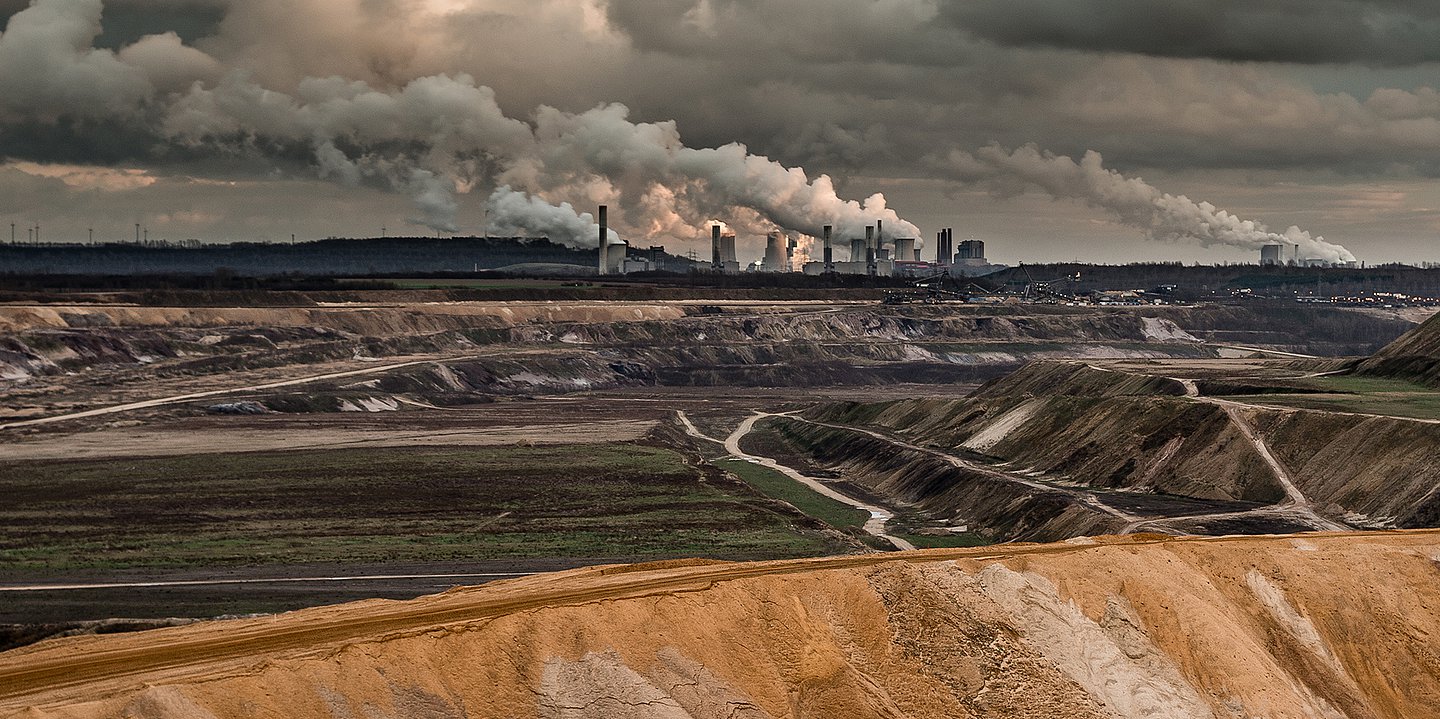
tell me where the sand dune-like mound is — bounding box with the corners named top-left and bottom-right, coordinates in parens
top-left (2, 531), bottom-right (1437, 718)
top-left (1359, 310), bottom-right (1440, 386)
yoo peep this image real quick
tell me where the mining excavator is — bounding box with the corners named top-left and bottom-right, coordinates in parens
top-left (881, 271), bottom-right (994, 304)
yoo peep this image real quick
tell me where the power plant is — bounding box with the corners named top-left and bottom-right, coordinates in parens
top-left (600, 209), bottom-right (1369, 278)
top-left (596, 206), bottom-right (629, 275)
top-left (1260, 243), bottom-right (1358, 268)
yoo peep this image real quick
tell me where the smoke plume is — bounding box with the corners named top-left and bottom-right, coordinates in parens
top-left (940, 144), bottom-right (1356, 263)
top-left (485, 186), bottom-right (617, 247)
top-left (2, 0), bottom-right (925, 242)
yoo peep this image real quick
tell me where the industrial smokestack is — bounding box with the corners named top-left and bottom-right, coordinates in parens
top-left (597, 205), bottom-right (609, 275)
top-left (711, 224), bottom-right (722, 271)
top-left (823, 225), bottom-right (834, 271)
top-left (865, 225), bottom-right (877, 275)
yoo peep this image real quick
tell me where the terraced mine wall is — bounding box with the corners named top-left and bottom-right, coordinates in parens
top-left (4, 532), bottom-right (1437, 718)
top-left (0, 305), bottom-right (1217, 392)
top-left (763, 419), bottom-right (1122, 541)
top-left (806, 361), bottom-right (1440, 528)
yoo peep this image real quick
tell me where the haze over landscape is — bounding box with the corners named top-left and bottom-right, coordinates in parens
top-left (3, 0), bottom-right (1440, 262)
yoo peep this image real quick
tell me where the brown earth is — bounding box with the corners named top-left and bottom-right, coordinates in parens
top-left (2, 530), bottom-right (1437, 718)
top-left (804, 360), bottom-right (1440, 533)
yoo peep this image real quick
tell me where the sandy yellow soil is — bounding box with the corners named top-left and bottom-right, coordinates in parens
top-left (2, 530), bottom-right (1437, 718)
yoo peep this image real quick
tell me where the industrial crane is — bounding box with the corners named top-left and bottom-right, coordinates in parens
top-left (1016, 267), bottom-right (1081, 302)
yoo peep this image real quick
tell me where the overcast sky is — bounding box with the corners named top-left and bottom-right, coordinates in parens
top-left (2, 0), bottom-right (1440, 264)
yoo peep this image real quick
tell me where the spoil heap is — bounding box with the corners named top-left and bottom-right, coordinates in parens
top-left (2, 531), bottom-right (1436, 718)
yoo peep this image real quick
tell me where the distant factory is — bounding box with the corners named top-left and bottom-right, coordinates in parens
top-left (702, 219), bottom-right (1006, 279)
top-left (593, 205), bottom-right (694, 274)
top-left (596, 206), bottom-right (1009, 277)
top-left (1260, 243), bottom-right (1360, 268)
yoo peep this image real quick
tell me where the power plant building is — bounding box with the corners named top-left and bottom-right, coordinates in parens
top-left (762, 232), bottom-right (787, 272)
top-left (1261, 244), bottom-right (1285, 266)
top-left (956, 239), bottom-right (986, 261)
top-left (596, 205), bottom-right (628, 275)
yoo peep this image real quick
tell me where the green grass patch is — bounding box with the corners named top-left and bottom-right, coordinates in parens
top-left (360, 278), bottom-right (570, 290)
top-left (1305, 375), bottom-right (1437, 394)
top-left (0, 444), bottom-right (845, 572)
top-left (716, 459), bottom-right (869, 531)
top-left (1223, 374), bottom-right (1440, 420)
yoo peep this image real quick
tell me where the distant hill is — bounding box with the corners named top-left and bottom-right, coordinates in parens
top-left (1356, 310), bottom-right (1440, 386)
top-left (0, 237), bottom-right (620, 277)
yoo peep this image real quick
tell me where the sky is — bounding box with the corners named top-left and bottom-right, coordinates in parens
top-left (2, 0), bottom-right (1440, 265)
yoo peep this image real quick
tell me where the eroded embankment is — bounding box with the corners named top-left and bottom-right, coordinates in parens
top-left (1357, 309), bottom-right (1440, 386)
top-left (3, 531), bottom-right (1438, 719)
top-left (1, 307), bottom-right (1228, 419)
top-left (761, 418), bottom-right (1122, 542)
top-left (807, 361), bottom-right (1440, 528)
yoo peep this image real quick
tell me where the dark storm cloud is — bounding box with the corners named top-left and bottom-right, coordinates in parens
top-left (3, 0), bottom-right (1440, 261)
top-left (604, 0), bottom-right (965, 67)
top-left (0, 0), bottom-right (224, 47)
top-left (942, 0), bottom-right (1440, 66)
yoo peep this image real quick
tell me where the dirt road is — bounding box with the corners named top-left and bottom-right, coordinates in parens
top-left (679, 411), bottom-right (916, 550)
top-left (0, 572), bottom-right (531, 593)
top-left (0, 354), bottom-right (494, 432)
top-left (787, 415), bottom-right (1148, 529)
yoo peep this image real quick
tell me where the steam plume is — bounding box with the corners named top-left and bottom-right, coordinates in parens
top-left (485, 186), bottom-right (617, 247)
top-left (940, 144), bottom-right (1356, 263)
top-left (6, 0), bottom-right (926, 243)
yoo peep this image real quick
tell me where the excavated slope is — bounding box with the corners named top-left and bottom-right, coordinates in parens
top-left (1358, 309), bottom-right (1440, 386)
top-left (809, 362), bottom-right (1440, 527)
top-left (2, 531), bottom-right (1437, 718)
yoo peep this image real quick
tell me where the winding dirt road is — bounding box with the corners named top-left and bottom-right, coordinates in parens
top-left (677, 411), bottom-right (917, 550)
top-left (784, 415), bottom-right (1149, 529)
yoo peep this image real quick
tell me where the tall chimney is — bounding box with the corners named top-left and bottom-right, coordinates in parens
top-left (865, 225), bottom-right (877, 275)
top-left (711, 224), bottom-right (722, 272)
top-left (597, 205), bottom-right (609, 275)
top-left (875, 219), bottom-right (883, 250)
top-left (823, 225), bottom-right (833, 271)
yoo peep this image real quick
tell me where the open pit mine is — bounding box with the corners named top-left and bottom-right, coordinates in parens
top-left (5, 286), bottom-right (1440, 718)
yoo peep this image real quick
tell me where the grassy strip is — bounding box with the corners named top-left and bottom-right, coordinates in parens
top-left (1306, 375), bottom-right (1436, 394)
top-left (894, 532), bottom-right (991, 549)
top-left (0, 444), bottom-right (844, 572)
top-left (716, 459), bottom-right (869, 531)
top-left (1216, 374), bottom-right (1440, 420)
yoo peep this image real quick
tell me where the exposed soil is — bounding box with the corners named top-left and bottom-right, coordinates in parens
top-left (4, 531), bottom-right (1438, 718)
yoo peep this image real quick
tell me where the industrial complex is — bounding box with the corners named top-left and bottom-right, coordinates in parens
top-left (594, 202), bottom-right (1366, 277)
top-left (595, 205), bottom-right (1007, 278)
